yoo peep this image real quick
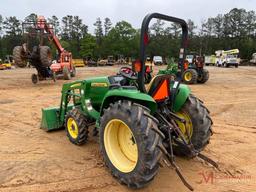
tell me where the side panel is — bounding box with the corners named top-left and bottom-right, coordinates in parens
top-left (172, 84), bottom-right (191, 112)
top-left (84, 77), bottom-right (110, 108)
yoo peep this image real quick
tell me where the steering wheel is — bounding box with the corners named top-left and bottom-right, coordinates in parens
top-left (118, 67), bottom-right (137, 80)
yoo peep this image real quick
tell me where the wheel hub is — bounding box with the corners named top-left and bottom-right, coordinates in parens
top-left (184, 72), bottom-right (192, 81)
top-left (104, 119), bottom-right (138, 173)
top-left (175, 111), bottom-right (193, 142)
top-left (67, 117), bottom-right (78, 139)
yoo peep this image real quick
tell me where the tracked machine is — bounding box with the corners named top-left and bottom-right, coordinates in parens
top-left (13, 16), bottom-right (76, 84)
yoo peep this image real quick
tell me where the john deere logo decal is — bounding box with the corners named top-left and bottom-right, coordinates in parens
top-left (70, 83), bottom-right (82, 88)
top-left (91, 82), bottom-right (108, 87)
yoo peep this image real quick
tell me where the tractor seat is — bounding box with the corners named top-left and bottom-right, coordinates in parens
top-left (146, 74), bottom-right (172, 102)
top-left (108, 75), bottom-right (128, 85)
top-left (108, 75), bottom-right (136, 90)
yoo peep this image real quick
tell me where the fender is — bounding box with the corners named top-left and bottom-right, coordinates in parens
top-left (172, 83), bottom-right (191, 112)
top-left (100, 88), bottom-right (157, 115)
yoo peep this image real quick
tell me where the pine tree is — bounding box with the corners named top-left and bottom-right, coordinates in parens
top-left (104, 17), bottom-right (112, 36)
top-left (94, 17), bottom-right (103, 44)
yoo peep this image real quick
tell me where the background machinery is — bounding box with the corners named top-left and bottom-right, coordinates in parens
top-left (0, 55), bottom-right (13, 70)
top-left (205, 55), bottom-right (216, 66)
top-left (13, 15), bottom-right (76, 84)
top-left (215, 49), bottom-right (240, 68)
top-left (146, 53), bottom-right (209, 84)
top-left (97, 55), bottom-right (115, 66)
top-left (41, 13), bottom-right (215, 191)
top-left (181, 54), bottom-right (209, 84)
top-left (250, 53), bottom-right (256, 64)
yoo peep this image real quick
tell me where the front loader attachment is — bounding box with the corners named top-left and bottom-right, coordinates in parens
top-left (41, 107), bottom-right (62, 131)
top-left (41, 104), bottom-right (76, 131)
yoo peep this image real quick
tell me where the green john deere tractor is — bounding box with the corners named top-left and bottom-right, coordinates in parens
top-left (147, 54), bottom-right (209, 85)
top-left (41, 13), bottom-right (216, 191)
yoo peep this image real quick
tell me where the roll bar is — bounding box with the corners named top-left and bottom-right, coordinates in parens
top-left (137, 13), bottom-right (188, 93)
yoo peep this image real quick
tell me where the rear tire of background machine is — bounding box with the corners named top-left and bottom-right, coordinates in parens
top-left (63, 66), bottom-right (71, 80)
top-left (31, 73), bottom-right (38, 84)
top-left (65, 108), bottom-right (89, 145)
top-left (40, 46), bottom-right (52, 67)
top-left (13, 46), bottom-right (26, 68)
top-left (71, 65), bottom-right (76, 77)
top-left (235, 64), bottom-right (238, 68)
top-left (173, 94), bottom-right (213, 156)
top-left (99, 101), bottom-right (164, 188)
top-left (182, 69), bottom-right (198, 84)
top-left (197, 69), bottom-right (209, 84)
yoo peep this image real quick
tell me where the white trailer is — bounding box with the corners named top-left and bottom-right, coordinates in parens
top-left (205, 55), bottom-right (216, 66)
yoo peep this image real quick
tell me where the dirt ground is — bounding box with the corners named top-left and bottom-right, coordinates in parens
top-left (0, 66), bottom-right (255, 192)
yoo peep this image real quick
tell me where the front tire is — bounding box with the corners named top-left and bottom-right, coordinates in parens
top-left (182, 69), bottom-right (198, 84)
top-left (174, 94), bottom-right (213, 156)
top-left (100, 101), bottom-right (164, 188)
top-left (65, 109), bottom-right (89, 145)
top-left (31, 74), bottom-right (38, 84)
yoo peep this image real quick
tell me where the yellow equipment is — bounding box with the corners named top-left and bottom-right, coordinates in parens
top-left (72, 59), bottom-right (85, 67)
top-left (0, 55), bottom-right (13, 70)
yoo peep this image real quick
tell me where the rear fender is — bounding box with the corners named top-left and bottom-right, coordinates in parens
top-left (172, 83), bottom-right (191, 112)
top-left (99, 89), bottom-right (157, 122)
top-left (100, 89), bottom-right (157, 114)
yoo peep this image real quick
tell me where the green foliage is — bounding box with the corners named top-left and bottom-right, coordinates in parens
top-left (48, 15), bottom-right (60, 35)
top-left (94, 17), bottom-right (103, 44)
top-left (3, 16), bottom-right (22, 36)
top-left (24, 13), bottom-right (37, 23)
top-left (80, 34), bottom-right (96, 58)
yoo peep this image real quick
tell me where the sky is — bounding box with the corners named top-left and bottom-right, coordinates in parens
top-left (1, 0), bottom-right (256, 32)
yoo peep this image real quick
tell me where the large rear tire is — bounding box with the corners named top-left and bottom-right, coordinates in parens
top-left (100, 101), bottom-right (164, 188)
top-left (197, 69), bottom-right (209, 84)
top-left (40, 46), bottom-right (52, 67)
top-left (182, 69), bottom-right (198, 84)
top-left (13, 46), bottom-right (26, 68)
top-left (174, 94), bottom-right (213, 156)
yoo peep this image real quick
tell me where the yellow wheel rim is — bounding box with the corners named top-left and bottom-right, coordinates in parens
top-left (67, 117), bottom-right (79, 139)
top-left (175, 111), bottom-right (193, 142)
top-left (104, 119), bottom-right (138, 173)
top-left (184, 71), bottom-right (192, 81)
